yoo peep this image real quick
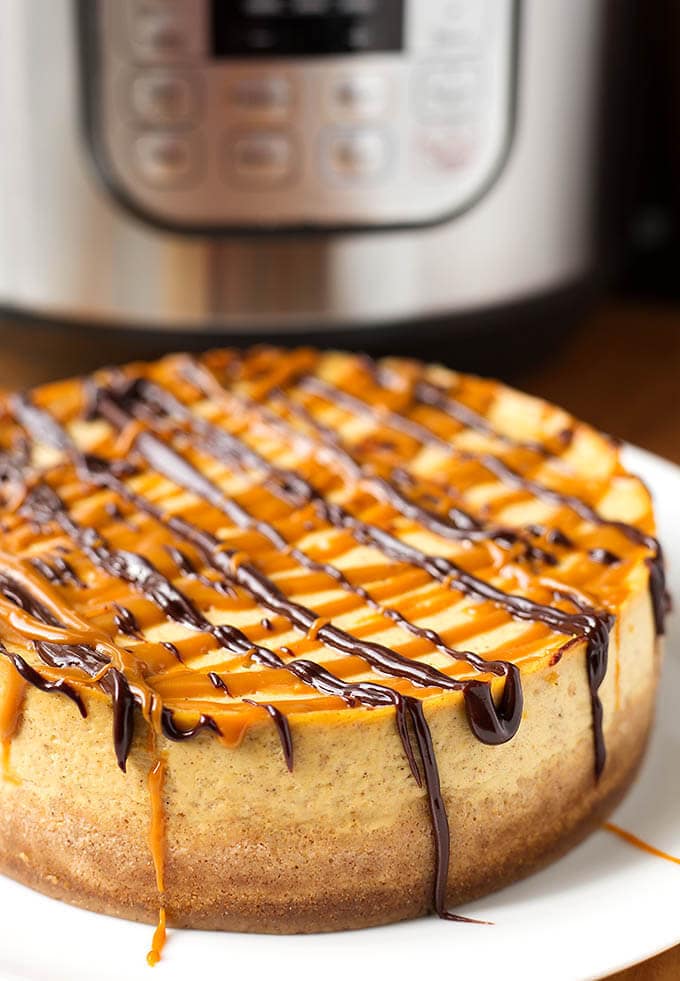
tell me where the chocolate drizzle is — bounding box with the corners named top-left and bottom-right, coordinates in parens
top-left (0, 644), bottom-right (86, 720)
top-left (243, 698), bottom-right (294, 772)
top-left (0, 348), bottom-right (668, 933)
top-left (108, 668), bottom-right (135, 772)
top-left (112, 604), bottom-right (142, 639)
top-left (160, 707), bottom-right (221, 741)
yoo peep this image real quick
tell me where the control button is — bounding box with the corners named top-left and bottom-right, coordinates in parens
top-left (418, 67), bottom-right (479, 120)
top-left (229, 77), bottom-right (293, 118)
top-left (133, 133), bottom-right (199, 186)
top-left (416, 125), bottom-right (476, 172)
top-left (430, 27), bottom-right (480, 54)
top-left (228, 132), bottom-right (295, 186)
top-left (323, 129), bottom-right (390, 183)
top-left (130, 9), bottom-right (200, 63)
top-left (329, 75), bottom-right (386, 119)
top-left (130, 71), bottom-right (198, 126)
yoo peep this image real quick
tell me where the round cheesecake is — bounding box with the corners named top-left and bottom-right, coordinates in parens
top-left (0, 347), bottom-right (667, 941)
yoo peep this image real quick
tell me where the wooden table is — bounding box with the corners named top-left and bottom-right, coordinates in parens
top-left (0, 300), bottom-right (678, 978)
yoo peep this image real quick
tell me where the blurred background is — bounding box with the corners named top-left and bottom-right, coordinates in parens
top-left (0, 0), bottom-right (678, 465)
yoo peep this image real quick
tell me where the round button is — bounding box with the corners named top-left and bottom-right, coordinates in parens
top-left (418, 67), bottom-right (479, 121)
top-left (130, 72), bottom-right (198, 126)
top-left (416, 125), bottom-right (476, 172)
top-left (228, 132), bottom-right (295, 187)
top-left (131, 11), bottom-right (192, 62)
top-left (229, 77), bottom-right (293, 118)
top-left (133, 133), bottom-right (198, 187)
top-left (323, 129), bottom-right (390, 183)
top-left (329, 75), bottom-right (386, 119)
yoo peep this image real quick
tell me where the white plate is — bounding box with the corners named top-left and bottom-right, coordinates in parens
top-left (1, 445), bottom-right (679, 981)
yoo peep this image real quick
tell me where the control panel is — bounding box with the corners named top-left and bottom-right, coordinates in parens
top-left (81, 0), bottom-right (517, 230)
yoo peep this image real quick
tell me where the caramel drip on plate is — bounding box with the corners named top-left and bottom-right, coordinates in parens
top-left (0, 347), bottom-right (667, 942)
top-left (147, 908), bottom-right (166, 969)
top-left (603, 822), bottom-right (680, 866)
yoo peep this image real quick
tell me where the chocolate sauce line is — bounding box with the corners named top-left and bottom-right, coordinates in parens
top-left (113, 604), bottom-right (143, 640)
top-left (108, 667), bottom-right (136, 771)
top-left (360, 357), bottom-right (551, 458)
top-left (243, 698), bottom-right (294, 772)
top-left (160, 707), bottom-right (220, 741)
top-left (0, 642), bottom-right (86, 720)
top-left (411, 376), bottom-right (550, 458)
top-left (29, 555), bottom-right (83, 589)
top-left (293, 374), bottom-right (668, 638)
top-left (406, 697), bottom-right (488, 924)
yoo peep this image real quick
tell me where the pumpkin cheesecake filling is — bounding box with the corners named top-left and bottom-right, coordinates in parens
top-left (0, 347), bottom-right (668, 962)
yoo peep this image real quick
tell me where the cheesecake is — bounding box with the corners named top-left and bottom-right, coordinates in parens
top-left (0, 347), bottom-right (667, 960)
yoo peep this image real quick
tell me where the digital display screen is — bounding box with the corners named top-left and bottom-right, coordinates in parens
top-left (212, 1), bottom-right (404, 57)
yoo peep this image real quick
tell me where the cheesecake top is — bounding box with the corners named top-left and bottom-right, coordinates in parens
top-left (0, 347), bottom-right (666, 774)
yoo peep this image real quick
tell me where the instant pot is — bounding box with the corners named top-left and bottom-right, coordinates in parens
top-left (0, 0), bottom-right (603, 340)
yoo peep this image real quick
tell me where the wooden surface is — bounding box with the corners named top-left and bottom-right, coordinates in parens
top-left (517, 300), bottom-right (680, 466)
top-left (0, 300), bottom-right (678, 978)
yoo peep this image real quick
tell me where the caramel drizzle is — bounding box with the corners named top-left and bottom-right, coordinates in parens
top-left (0, 656), bottom-right (26, 782)
top-left (147, 908), bottom-right (166, 969)
top-left (603, 822), bottom-right (680, 866)
top-left (147, 756), bottom-right (167, 967)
